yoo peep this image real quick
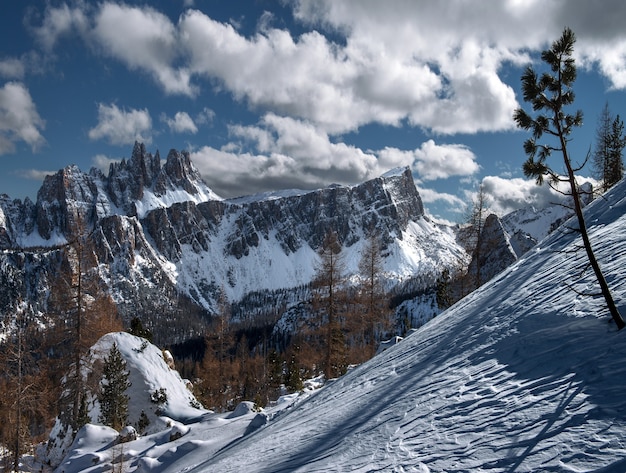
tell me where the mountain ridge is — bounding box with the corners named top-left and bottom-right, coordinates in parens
top-left (0, 143), bottom-right (465, 343)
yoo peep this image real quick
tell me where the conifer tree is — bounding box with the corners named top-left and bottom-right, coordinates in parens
top-left (514, 27), bottom-right (625, 330)
top-left (607, 114), bottom-right (625, 188)
top-left (593, 103), bottom-right (625, 191)
top-left (357, 236), bottom-right (391, 353)
top-left (313, 229), bottom-right (347, 379)
top-left (99, 343), bottom-right (132, 431)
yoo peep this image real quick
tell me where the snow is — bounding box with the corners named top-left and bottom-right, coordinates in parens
top-left (134, 186), bottom-right (220, 219)
top-left (16, 228), bottom-right (68, 248)
top-left (48, 178), bottom-right (626, 473)
top-left (226, 188), bottom-right (312, 205)
top-left (42, 179), bottom-right (626, 472)
top-left (89, 332), bottom-right (205, 425)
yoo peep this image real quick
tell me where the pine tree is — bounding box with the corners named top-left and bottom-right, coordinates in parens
top-left (513, 27), bottom-right (625, 330)
top-left (593, 103), bottom-right (625, 191)
top-left (99, 343), bottom-right (132, 431)
top-left (436, 268), bottom-right (453, 310)
top-left (606, 114), bottom-right (625, 189)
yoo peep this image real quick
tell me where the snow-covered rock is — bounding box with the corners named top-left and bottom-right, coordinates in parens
top-left (42, 332), bottom-right (207, 468)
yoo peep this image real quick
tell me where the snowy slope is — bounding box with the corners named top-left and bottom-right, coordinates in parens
top-left (196, 180), bottom-right (626, 472)
top-left (49, 179), bottom-right (626, 472)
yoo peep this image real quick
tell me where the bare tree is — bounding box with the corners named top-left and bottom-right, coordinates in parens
top-left (49, 221), bottom-right (123, 434)
top-left (514, 27), bottom-right (625, 330)
top-left (357, 236), bottom-right (391, 353)
top-left (313, 229), bottom-right (347, 379)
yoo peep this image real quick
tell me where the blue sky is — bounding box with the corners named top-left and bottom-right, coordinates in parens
top-left (2, 1), bottom-right (626, 222)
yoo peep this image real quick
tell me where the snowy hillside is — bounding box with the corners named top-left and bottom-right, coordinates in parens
top-left (44, 332), bottom-right (207, 468)
top-left (47, 178), bottom-right (626, 472)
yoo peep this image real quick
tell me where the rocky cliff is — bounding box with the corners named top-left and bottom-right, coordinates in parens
top-left (0, 143), bottom-right (465, 343)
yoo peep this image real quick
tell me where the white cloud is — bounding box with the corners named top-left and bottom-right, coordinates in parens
top-left (162, 111), bottom-right (198, 134)
top-left (0, 58), bottom-right (25, 79)
top-left (416, 186), bottom-right (466, 208)
top-left (88, 103), bottom-right (152, 145)
top-left (91, 154), bottom-right (120, 173)
top-left (193, 113), bottom-right (478, 197)
top-left (92, 3), bottom-right (195, 96)
top-left (378, 140), bottom-right (479, 182)
top-left (32, 1), bottom-right (626, 136)
top-left (14, 168), bottom-right (56, 181)
top-left (479, 175), bottom-right (600, 216)
top-left (195, 107), bottom-right (215, 125)
top-left (30, 2), bottom-right (89, 50)
top-left (0, 81), bottom-right (46, 154)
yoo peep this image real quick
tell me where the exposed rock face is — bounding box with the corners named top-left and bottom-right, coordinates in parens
top-left (0, 144), bottom-right (464, 343)
top-left (468, 214), bottom-right (518, 284)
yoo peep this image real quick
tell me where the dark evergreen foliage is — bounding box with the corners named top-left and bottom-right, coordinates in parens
top-left (593, 103), bottom-right (625, 191)
top-left (98, 343), bottom-right (132, 431)
top-left (128, 316), bottom-right (153, 342)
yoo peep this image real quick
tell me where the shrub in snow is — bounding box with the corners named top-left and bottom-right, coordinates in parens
top-left (117, 426), bottom-right (137, 443)
top-left (136, 410), bottom-right (150, 434)
top-left (151, 387), bottom-right (168, 405)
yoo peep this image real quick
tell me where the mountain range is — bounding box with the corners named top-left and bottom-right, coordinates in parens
top-left (42, 161), bottom-right (626, 473)
top-left (0, 142), bottom-right (579, 344)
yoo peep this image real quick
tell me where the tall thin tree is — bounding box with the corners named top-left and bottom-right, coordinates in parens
top-left (593, 103), bottom-right (625, 191)
top-left (607, 114), bottom-right (626, 188)
top-left (314, 229), bottom-right (347, 379)
top-left (358, 236), bottom-right (390, 352)
top-left (513, 27), bottom-right (625, 330)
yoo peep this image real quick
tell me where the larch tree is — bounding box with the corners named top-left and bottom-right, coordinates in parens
top-left (50, 221), bottom-right (123, 434)
top-left (460, 184), bottom-right (490, 290)
top-left (357, 236), bottom-right (391, 354)
top-left (314, 229), bottom-right (347, 379)
top-left (513, 27), bottom-right (625, 330)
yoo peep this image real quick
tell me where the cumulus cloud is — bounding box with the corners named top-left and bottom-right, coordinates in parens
top-left (479, 175), bottom-right (600, 216)
top-left (416, 186), bottom-right (466, 208)
top-left (92, 3), bottom-right (195, 96)
top-left (32, 1), bottom-right (626, 136)
top-left (14, 168), bottom-right (56, 180)
top-left (91, 154), bottom-right (120, 173)
top-left (88, 103), bottom-right (152, 145)
top-left (379, 140), bottom-right (479, 182)
top-left (161, 111), bottom-right (198, 134)
top-left (192, 113), bottom-right (478, 197)
top-left (0, 81), bottom-right (46, 155)
top-left (195, 107), bottom-right (215, 125)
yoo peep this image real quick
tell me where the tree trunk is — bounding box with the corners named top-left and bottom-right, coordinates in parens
top-left (561, 136), bottom-right (625, 330)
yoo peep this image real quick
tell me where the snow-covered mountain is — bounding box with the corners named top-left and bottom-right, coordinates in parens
top-left (0, 143), bottom-right (467, 343)
top-left (44, 177), bottom-right (626, 472)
